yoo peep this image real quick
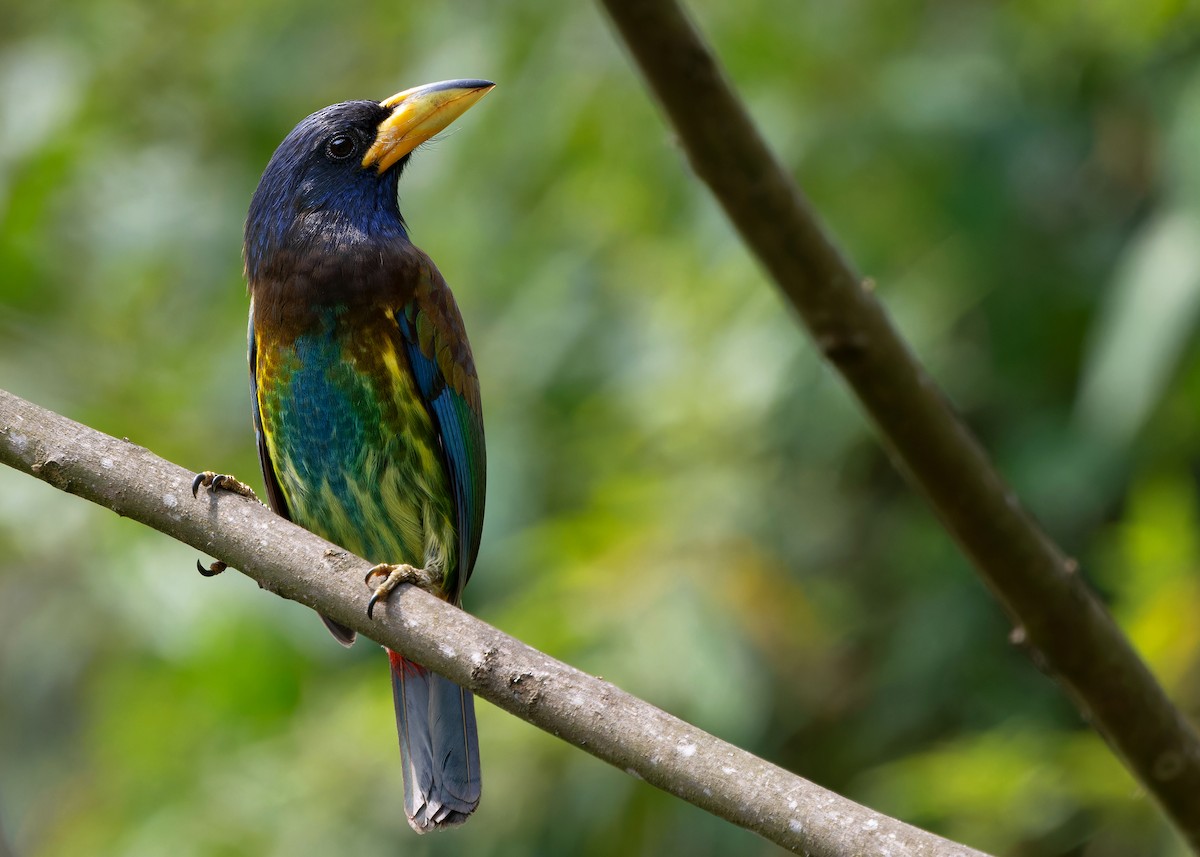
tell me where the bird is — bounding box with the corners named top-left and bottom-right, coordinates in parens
top-left (203, 78), bottom-right (492, 833)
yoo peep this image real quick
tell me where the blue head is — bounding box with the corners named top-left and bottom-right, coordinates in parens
top-left (244, 79), bottom-right (494, 284)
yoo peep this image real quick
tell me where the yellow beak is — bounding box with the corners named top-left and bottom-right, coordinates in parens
top-left (362, 78), bottom-right (494, 173)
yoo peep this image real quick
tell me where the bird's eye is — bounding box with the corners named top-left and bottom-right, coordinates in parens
top-left (325, 134), bottom-right (357, 160)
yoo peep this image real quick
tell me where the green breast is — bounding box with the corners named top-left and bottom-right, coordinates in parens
top-left (255, 308), bottom-right (458, 587)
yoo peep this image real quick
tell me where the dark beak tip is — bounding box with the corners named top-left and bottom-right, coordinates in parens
top-left (378, 78), bottom-right (496, 110)
top-left (431, 78), bottom-right (495, 94)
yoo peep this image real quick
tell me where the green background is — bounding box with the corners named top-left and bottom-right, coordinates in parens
top-left (3, 1), bottom-right (1200, 855)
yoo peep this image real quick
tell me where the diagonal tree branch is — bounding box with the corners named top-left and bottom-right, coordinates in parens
top-left (596, 0), bottom-right (1200, 849)
top-left (0, 388), bottom-right (988, 856)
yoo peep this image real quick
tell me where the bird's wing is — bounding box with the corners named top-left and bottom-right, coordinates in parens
top-left (249, 307), bottom-right (357, 645)
top-left (394, 262), bottom-right (486, 603)
top-left (248, 311), bottom-right (292, 520)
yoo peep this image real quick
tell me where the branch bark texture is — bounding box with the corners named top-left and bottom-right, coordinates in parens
top-left (597, 0), bottom-right (1200, 848)
top-left (0, 388), bottom-right (988, 856)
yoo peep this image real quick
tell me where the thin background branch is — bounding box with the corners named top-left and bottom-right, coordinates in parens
top-left (0, 388), bottom-right (989, 857)
top-left (596, 0), bottom-right (1200, 849)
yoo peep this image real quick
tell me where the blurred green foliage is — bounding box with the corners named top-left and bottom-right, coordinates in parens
top-left (2, 1), bottom-right (1200, 855)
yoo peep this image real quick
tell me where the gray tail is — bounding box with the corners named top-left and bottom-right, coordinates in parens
top-left (388, 649), bottom-right (481, 832)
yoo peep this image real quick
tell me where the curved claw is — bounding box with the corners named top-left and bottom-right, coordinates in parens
top-left (191, 471), bottom-right (213, 497)
top-left (365, 563), bottom-right (400, 619)
top-left (196, 558), bottom-right (227, 577)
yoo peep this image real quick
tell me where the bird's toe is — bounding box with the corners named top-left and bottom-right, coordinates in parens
top-left (192, 470), bottom-right (259, 501)
top-left (365, 563), bottom-right (436, 618)
top-left (196, 558), bottom-right (228, 577)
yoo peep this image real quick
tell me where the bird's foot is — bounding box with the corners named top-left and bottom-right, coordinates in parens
top-left (191, 471), bottom-right (254, 577)
top-left (192, 470), bottom-right (260, 501)
top-left (364, 563), bottom-right (438, 619)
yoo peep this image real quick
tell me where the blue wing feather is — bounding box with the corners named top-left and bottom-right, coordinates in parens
top-left (395, 306), bottom-right (485, 601)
